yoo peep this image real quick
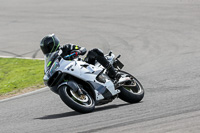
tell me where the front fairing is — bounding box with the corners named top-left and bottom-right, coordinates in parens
top-left (43, 52), bottom-right (60, 85)
top-left (57, 58), bottom-right (102, 80)
top-left (43, 59), bottom-right (60, 85)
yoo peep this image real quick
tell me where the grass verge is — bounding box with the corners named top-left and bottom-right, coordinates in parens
top-left (0, 57), bottom-right (45, 99)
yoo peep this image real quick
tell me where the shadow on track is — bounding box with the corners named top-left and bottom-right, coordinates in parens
top-left (95, 103), bottom-right (130, 112)
top-left (35, 103), bottom-right (130, 120)
top-left (35, 111), bottom-right (81, 120)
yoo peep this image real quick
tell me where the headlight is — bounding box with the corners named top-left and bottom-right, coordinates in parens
top-left (49, 59), bottom-right (60, 76)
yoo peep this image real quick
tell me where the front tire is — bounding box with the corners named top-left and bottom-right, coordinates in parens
top-left (118, 71), bottom-right (144, 103)
top-left (59, 85), bottom-right (95, 113)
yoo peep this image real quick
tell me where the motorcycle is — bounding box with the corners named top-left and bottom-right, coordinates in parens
top-left (43, 51), bottom-right (144, 113)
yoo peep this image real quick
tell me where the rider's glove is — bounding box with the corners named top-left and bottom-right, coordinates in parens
top-left (60, 45), bottom-right (69, 52)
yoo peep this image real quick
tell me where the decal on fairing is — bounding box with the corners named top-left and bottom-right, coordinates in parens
top-left (88, 81), bottom-right (112, 99)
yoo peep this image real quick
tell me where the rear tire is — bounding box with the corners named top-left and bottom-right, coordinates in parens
top-left (59, 85), bottom-right (95, 113)
top-left (118, 71), bottom-right (144, 103)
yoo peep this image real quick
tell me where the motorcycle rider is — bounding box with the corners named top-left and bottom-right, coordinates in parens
top-left (40, 34), bottom-right (118, 80)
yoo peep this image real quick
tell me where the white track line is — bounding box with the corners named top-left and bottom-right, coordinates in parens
top-left (0, 87), bottom-right (49, 102)
top-left (0, 55), bottom-right (44, 60)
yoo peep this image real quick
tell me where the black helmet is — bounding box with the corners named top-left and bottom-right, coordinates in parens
top-left (40, 34), bottom-right (60, 55)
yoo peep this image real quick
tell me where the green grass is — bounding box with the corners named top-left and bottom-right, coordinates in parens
top-left (0, 58), bottom-right (44, 95)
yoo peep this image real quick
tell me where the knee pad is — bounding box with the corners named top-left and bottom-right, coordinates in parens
top-left (92, 48), bottom-right (104, 56)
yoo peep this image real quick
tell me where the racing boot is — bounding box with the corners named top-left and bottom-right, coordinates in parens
top-left (107, 64), bottom-right (121, 81)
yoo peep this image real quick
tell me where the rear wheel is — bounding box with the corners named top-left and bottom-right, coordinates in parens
top-left (59, 85), bottom-right (95, 113)
top-left (118, 71), bottom-right (144, 103)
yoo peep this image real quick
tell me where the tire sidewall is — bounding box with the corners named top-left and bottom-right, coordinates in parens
top-left (118, 71), bottom-right (144, 103)
top-left (59, 85), bottom-right (95, 113)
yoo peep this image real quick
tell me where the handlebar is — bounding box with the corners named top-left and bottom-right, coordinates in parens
top-left (64, 52), bottom-right (76, 59)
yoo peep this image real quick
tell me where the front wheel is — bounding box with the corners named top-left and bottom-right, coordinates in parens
top-left (59, 85), bottom-right (95, 113)
top-left (118, 71), bottom-right (144, 103)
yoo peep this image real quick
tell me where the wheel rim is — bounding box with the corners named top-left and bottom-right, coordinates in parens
top-left (120, 73), bottom-right (143, 94)
top-left (68, 89), bottom-right (93, 107)
top-left (70, 90), bottom-right (89, 102)
top-left (128, 78), bottom-right (142, 94)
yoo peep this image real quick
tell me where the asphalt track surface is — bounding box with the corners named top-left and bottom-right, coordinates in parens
top-left (0, 0), bottom-right (200, 132)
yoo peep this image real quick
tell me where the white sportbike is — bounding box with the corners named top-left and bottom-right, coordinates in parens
top-left (44, 51), bottom-right (144, 113)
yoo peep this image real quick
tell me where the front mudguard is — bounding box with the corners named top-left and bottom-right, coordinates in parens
top-left (57, 81), bottom-right (80, 93)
